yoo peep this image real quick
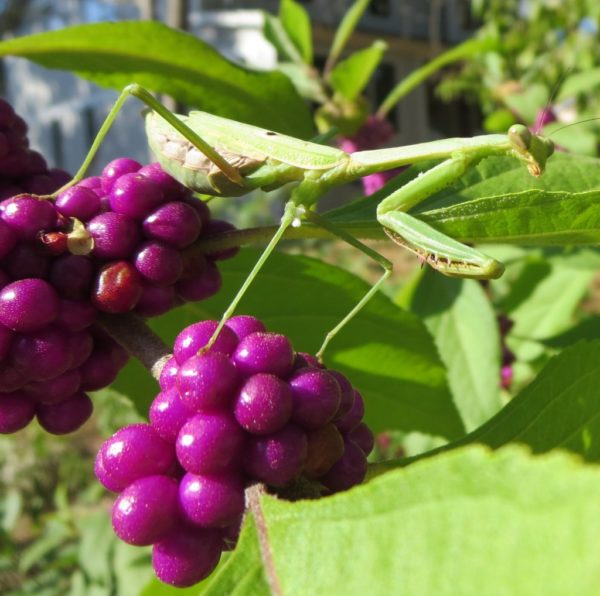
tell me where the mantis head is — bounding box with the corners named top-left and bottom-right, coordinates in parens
top-left (507, 124), bottom-right (555, 177)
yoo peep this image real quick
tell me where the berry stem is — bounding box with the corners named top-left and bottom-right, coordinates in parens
top-left (190, 221), bottom-right (386, 255)
top-left (98, 313), bottom-right (171, 379)
top-left (246, 483), bottom-right (283, 596)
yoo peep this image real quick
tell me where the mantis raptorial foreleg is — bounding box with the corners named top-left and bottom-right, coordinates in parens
top-left (375, 155), bottom-right (505, 279)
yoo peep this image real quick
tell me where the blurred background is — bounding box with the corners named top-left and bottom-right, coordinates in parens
top-left (1, 0), bottom-right (482, 174)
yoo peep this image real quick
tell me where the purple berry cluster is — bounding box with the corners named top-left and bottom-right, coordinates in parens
top-left (0, 98), bottom-right (71, 199)
top-left (0, 154), bottom-right (238, 435)
top-left (59, 157), bottom-right (237, 316)
top-left (95, 316), bottom-right (374, 587)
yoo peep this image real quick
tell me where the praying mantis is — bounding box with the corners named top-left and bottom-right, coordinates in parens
top-left (61, 84), bottom-right (555, 358)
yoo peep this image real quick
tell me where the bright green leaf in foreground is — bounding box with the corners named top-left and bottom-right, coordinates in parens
top-left (213, 447), bottom-right (600, 596)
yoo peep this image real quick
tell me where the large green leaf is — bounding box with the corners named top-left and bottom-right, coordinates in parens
top-left (407, 270), bottom-right (502, 431)
top-left (130, 249), bottom-right (462, 439)
top-left (0, 21), bottom-right (313, 137)
top-left (215, 447), bottom-right (600, 595)
top-left (326, 152), bottom-right (600, 248)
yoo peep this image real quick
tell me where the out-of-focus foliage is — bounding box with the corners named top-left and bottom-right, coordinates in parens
top-left (438, 0), bottom-right (600, 151)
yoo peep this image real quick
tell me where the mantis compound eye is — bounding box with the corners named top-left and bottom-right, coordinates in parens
top-left (508, 124), bottom-right (532, 152)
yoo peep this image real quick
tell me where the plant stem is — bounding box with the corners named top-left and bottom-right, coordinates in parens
top-left (98, 313), bottom-right (171, 380)
top-left (190, 221), bottom-right (385, 255)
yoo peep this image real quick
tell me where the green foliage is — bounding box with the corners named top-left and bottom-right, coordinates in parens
top-left (0, 21), bottom-right (313, 137)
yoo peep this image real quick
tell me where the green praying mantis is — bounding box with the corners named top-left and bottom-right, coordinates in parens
top-left (60, 84), bottom-right (555, 358)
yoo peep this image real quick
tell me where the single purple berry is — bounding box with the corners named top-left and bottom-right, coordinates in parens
top-left (158, 356), bottom-right (178, 390)
top-left (320, 440), bottom-right (367, 492)
top-left (173, 320), bottom-right (238, 363)
top-left (0, 361), bottom-right (27, 392)
top-left (177, 352), bottom-right (239, 412)
top-left (112, 475), bottom-right (180, 546)
top-left (78, 344), bottom-right (120, 391)
top-left (78, 175), bottom-right (103, 192)
top-left (55, 299), bottom-right (96, 331)
top-left (0, 391), bottom-right (35, 433)
top-left (152, 524), bottom-right (223, 588)
top-left (244, 424), bottom-right (308, 486)
top-left (179, 471), bottom-right (245, 528)
top-left (0, 196), bottom-right (55, 240)
top-left (55, 186), bottom-right (101, 221)
top-left (347, 423), bottom-right (374, 456)
top-left (304, 423), bottom-right (345, 478)
top-left (289, 369), bottom-right (342, 429)
top-left (0, 279), bottom-right (59, 332)
top-left (66, 330), bottom-right (94, 369)
top-left (335, 390), bottom-right (365, 434)
top-left (3, 243), bottom-right (49, 280)
top-left (225, 315), bottom-right (266, 341)
top-left (232, 331), bottom-right (295, 378)
top-left (175, 261), bottom-right (222, 302)
top-left (36, 391), bottom-right (93, 435)
top-left (101, 157), bottom-right (142, 193)
top-left (0, 323), bottom-right (13, 361)
top-left (234, 373), bottom-right (292, 435)
top-left (138, 162), bottom-right (189, 200)
top-left (110, 172), bottom-right (165, 219)
top-left (176, 412), bottom-right (246, 474)
top-left (92, 261), bottom-right (143, 313)
top-left (133, 241), bottom-right (183, 285)
top-left (87, 212), bottom-right (141, 259)
top-left (49, 254), bottom-right (95, 299)
top-left (143, 202), bottom-right (202, 248)
top-left (328, 370), bottom-right (355, 420)
top-left (134, 284), bottom-right (176, 317)
top-left (11, 325), bottom-right (72, 381)
top-left (26, 369), bottom-right (82, 405)
top-left (0, 218), bottom-right (17, 259)
top-left (95, 423), bottom-right (176, 492)
top-left (149, 387), bottom-right (191, 443)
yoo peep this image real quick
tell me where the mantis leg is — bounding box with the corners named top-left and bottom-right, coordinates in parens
top-left (302, 210), bottom-right (392, 362)
top-left (206, 199), bottom-right (300, 347)
top-left (54, 83), bottom-right (242, 196)
top-left (376, 156), bottom-right (504, 279)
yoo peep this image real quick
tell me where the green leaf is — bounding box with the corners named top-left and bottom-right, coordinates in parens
top-left (502, 82), bottom-right (548, 124)
top-left (258, 447), bottom-right (600, 594)
top-left (501, 262), bottom-right (593, 362)
top-left (147, 249), bottom-right (463, 439)
top-left (199, 516), bottom-right (268, 596)
top-left (262, 12), bottom-right (304, 65)
top-left (407, 270), bottom-right (502, 431)
top-left (327, 152), bottom-right (600, 248)
top-left (0, 21), bottom-right (313, 138)
top-left (279, 0), bottom-right (313, 65)
top-left (380, 341), bottom-right (600, 468)
top-left (326, 0), bottom-right (372, 71)
top-left (329, 40), bottom-right (387, 100)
